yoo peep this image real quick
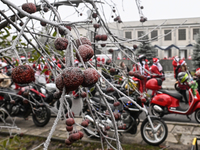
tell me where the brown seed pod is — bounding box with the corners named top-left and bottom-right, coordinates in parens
top-left (76, 37), bottom-right (92, 48)
top-left (82, 68), bottom-right (99, 87)
top-left (11, 65), bottom-right (35, 84)
top-left (22, 3), bottom-right (37, 14)
top-left (62, 67), bottom-right (84, 91)
top-left (76, 44), bottom-right (94, 62)
top-left (54, 37), bottom-right (68, 51)
top-left (55, 74), bottom-right (64, 91)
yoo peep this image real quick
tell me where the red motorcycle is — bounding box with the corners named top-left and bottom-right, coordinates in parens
top-left (146, 78), bottom-right (200, 123)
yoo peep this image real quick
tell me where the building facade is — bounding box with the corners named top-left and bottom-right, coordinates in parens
top-left (72, 17), bottom-right (200, 60)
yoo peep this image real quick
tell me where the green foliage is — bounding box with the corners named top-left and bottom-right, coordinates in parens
top-left (136, 34), bottom-right (158, 65)
top-left (192, 29), bottom-right (200, 70)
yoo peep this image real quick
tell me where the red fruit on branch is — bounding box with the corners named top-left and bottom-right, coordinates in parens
top-left (92, 13), bottom-right (97, 18)
top-left (113, 9), bottom-right (116, 13)
top-left (54, 37), bottom-right (68, 51)
top-left (76, 37), bottom-right (91, 48)
top-left (95, 35), bottom-right (101, 41)
top-left (72, 133), bottom-right (80, 141)
top-left (81, 120), bottom-right (89, 127)
top-left (55, 74), bottom-right (64, 91)
top-left (43, 7), bottom-right (49, 12)
top-left (22, 3), bottom-right (36, 14)
top-left (85, 119), bottom-right (90, 123)
top-left (133, 45), bottom-right (138, 49)
top-left (78, 131), bottom-right (84, 139)
top-left (19, 22), bottom-right (24, 26)
top-left (66, 118), bottom-right (75, 126)
top-left (10, 100), bottom-right (15, 104)
top-left (62, 67), bottom-right (84, 91)
top-left (40, 21), bottom-right (46, 27)
top-left (105, 126), bottom-right (110, 130)
top-left (11, 65), bottom-right (35, 84)
top-left (65, 139), bottom-right (72, 145)
top-left (114, 16), bottom-right (120, 22)
top-left (101, 44), bottom-right (106, 47)
top-left (76, 44), bottom-right (94, 62)
top-left (82, 68), bottom-right (99, 87)
top-left (101, 35), bottom-right (107, 41)
top-left (106, 59), bottom-right (112, 65)
top-left (128, 71), bottom-right (135, 76)
top-left (93, 23), bottom-right (100, 29)
top-left (53, 91), bottom-right (62, 99)
top-left (23, 99), bottom-right (29, 104)
top-left (80, 92), bottom-right (87, 98)
top-left (108, 49), bottom-right (114, 53)
top-left (109, 68), bottom-right (115, 74)
top-left (140, 6), bottom-right (144, 9)
top-left (106, 87), bottom-right (114, 93)
top-left (58, 26), bottom-right (71, 35)
top-left (66, 125), bottom-right (73, 132)
top-left (113, 101), bottom-right (120, 107)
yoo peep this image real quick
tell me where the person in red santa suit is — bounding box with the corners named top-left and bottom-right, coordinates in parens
top-left (150, 58), bottom-right (163, 77)
top-left (172, 56), bottom-right (180, 79)
top-left (132, 55), bottom-right (149, 92)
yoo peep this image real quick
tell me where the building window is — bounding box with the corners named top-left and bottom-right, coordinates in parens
top-left (178, 29), bottom-right (186, 40)
top-left (125, 31), bottom-right (132, 39)
top-left (138, 31), bottom-right (144, 38)
top-left (193, 28), bottom-right (200, 40)
top-left (151, 30), bottom-right (158, 40)
top-left (168, 49), bottom-right (172, 58)
top-left (164, 30), bottom-right (171, 41)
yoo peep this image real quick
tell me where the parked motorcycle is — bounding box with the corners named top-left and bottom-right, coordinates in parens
top-left (0, 86), bottom-right (51, 127)
top-left (82, 85), bottom-right (168, 146)
top-left (148, 78), bottom-right (200, 123)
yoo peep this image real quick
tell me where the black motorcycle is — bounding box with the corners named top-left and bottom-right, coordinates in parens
top-left (82, 85), bottom-right (168, 146)
top-left (0, 86), bottom-right (51, 127)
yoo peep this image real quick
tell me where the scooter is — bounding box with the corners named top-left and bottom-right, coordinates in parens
top-left (147, 78), bottom-right (200, 123)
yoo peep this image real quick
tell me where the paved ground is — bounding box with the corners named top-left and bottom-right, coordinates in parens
top-left (0, 117), bottom-right (199, 150)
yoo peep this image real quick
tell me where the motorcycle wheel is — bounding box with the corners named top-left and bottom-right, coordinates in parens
top-left (174, 82), bottom-right (180, 92)
top-left (150, 104), bottom-right (164, 118)
top-left (141, 117), bottom-right (168, 146)
top-left (195, 109), bottom-right (200, 123)
top-left (0, 110), bottom-right (8, 122)
top-left (32, 106), bottom-right (51, 127)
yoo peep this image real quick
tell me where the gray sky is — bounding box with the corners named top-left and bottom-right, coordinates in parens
top-left (1, 0), bottom-right (200, 23)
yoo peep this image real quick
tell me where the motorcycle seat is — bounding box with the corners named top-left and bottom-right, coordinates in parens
top-left (158, 89), bottom-right (183, 100)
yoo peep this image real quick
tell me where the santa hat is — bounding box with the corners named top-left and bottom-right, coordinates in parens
top-left (153, 58), bottom-right (159, 63)
top-left (21, 56), bottom-right (26, 60)
top-left (179, 59), bottom-right (185, 66)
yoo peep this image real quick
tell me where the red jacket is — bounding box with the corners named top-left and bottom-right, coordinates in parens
top-left (150, 64), bottom-right (162, 75)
